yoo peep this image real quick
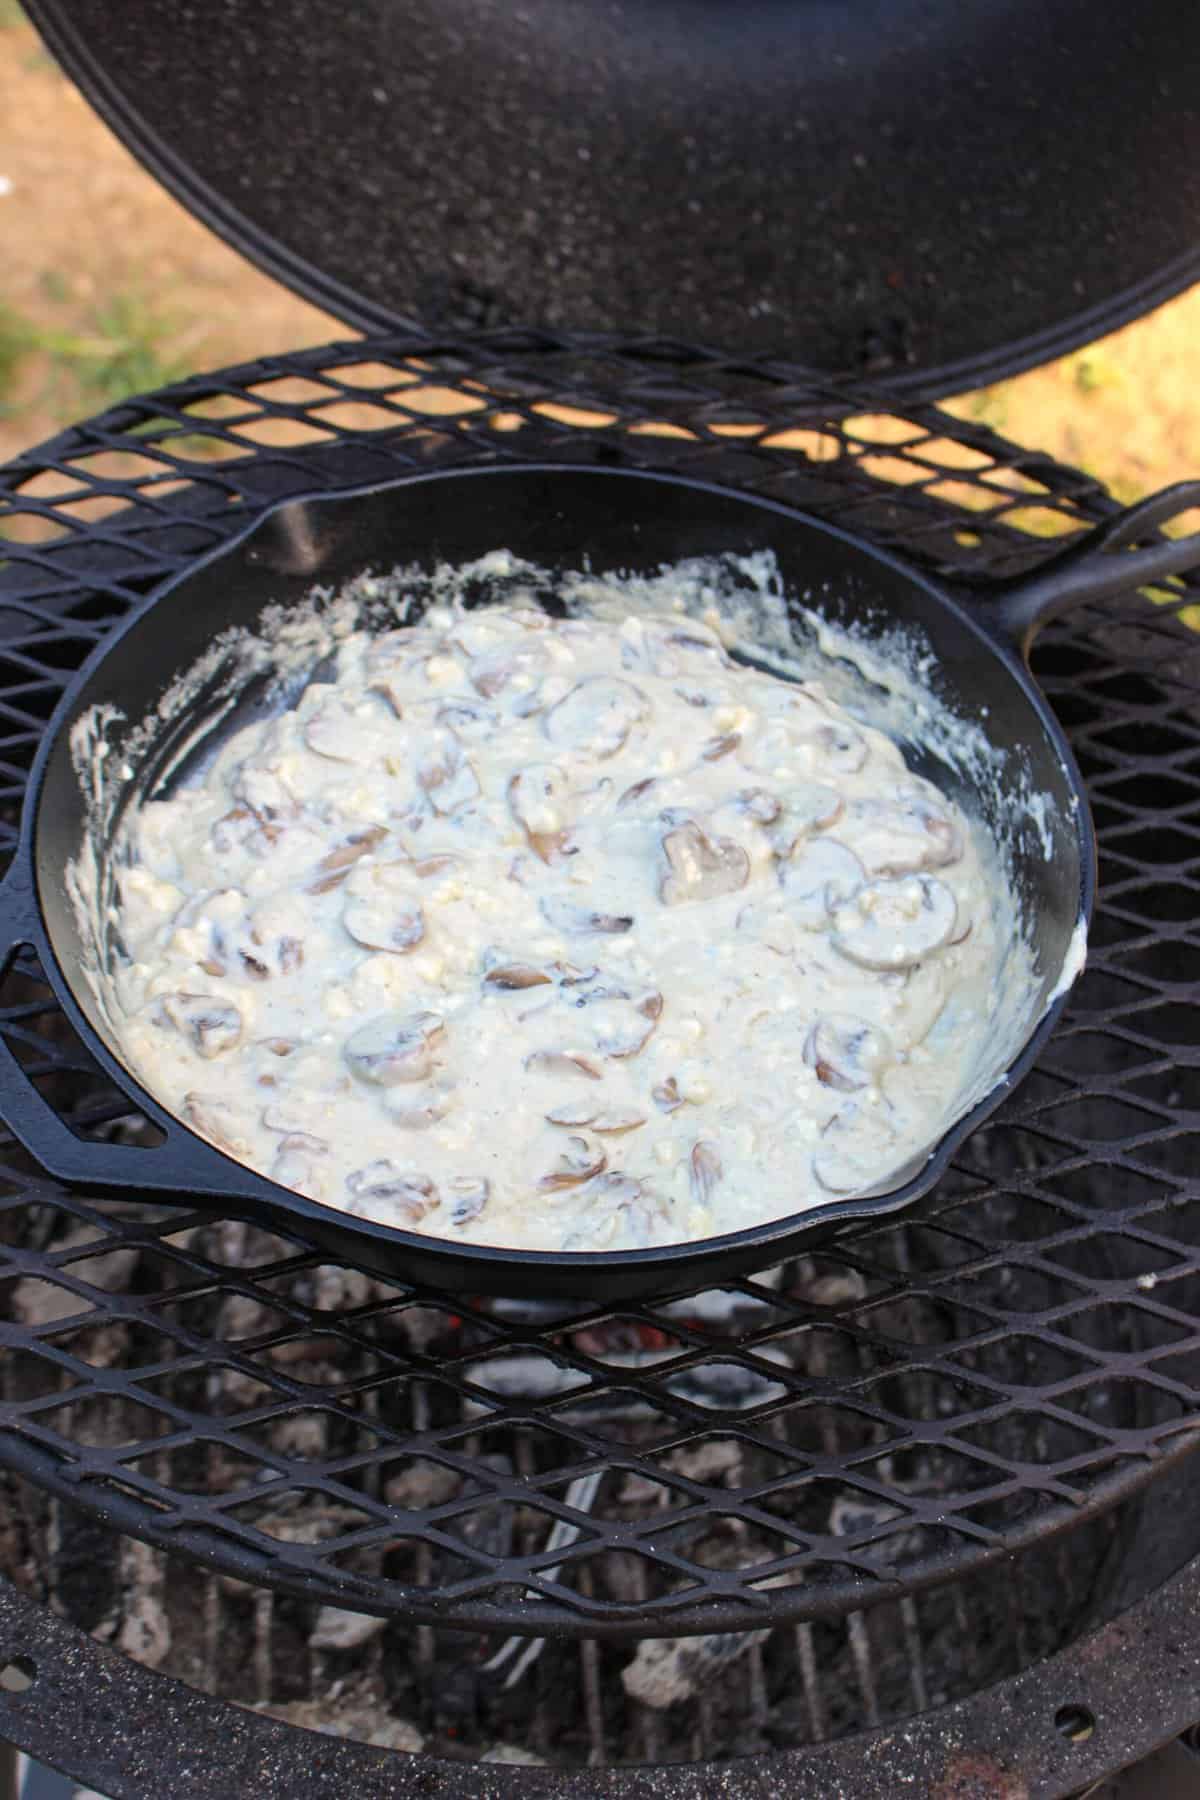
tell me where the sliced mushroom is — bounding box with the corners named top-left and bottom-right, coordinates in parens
top-left (588, 994), bottom-right (662, 1059)
top-left (211, 805), bottom-right (282, 856)
top-left (652, 1076), bottom-right (685, 1113)
top-left (525, 1049), bottom-right (604, 1081)
top-left (591, 1108), bottom-right (647, 1135)
top-left (830, 875), bottom-right (958, 971)
top-left (160, 993), bottom-right (243, 1059)
top-left (812, 721), bottom-right (868, 773)
top-left (770, 783), bottom-right (845, 856)
top-left (546, 1100), bottom-right (600, 1128)
top-left (618, 776), bottom-right (658, 810)
top-left (689, 1140), bottom-right (723, 1207)
top-left (508, 765), bottom-right (572, 863)
top-left (733, 788), bottom-right (782, 825)
top-left (804, 1016), bottom-right (893, 1092)
top-left (778, 838), bottom-right (865, 927)
top-left (845, 791), bottom-right (965, 877)
top-left (539, 1136), bottom-right (608, 1190)
top-left (436, 699), bottom-right (498, 741)
top-left (469, 644), bottom-right (546, 699)
top-left (261, 1106), bottom-right (327, 1146)
top-left (811, 1111), bottom-right (897, 1196)
top-left (448, 1177), bottom-right (490, 1226)
top-left (307, 826), bottom-right (388, 895)
top-left (233, 765), bottom-right (298, 823)
top-left (483, 962), bottom-right (555, 991)
top-left (270, 1140), bottom-right (326, 1199)
top-left (539, 896), bottom-right (634, 936)
top-left (303, 700), bottom-right (379, 764)
top-left (343, 1011), bottom-right (445, 1086)
top-left (544, 677), bottom-right (649, 760)
top-left (343, 894), bottom-right (425, 954)
top-left (417, 732), bottom-right (480, 815)
top-left (659, 821), bottom-right (750, 906)
top-left (181, 1093), bottom-right (244, 1155)
top-left (386, 1085), bottom-right (454, 1129)
top-left (345, 1162), bottom-right (437, 1222)
top-left (701, 734), bottom-right (740, 762)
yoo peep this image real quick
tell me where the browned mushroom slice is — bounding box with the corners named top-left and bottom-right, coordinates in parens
top-left (307, 825), bottom-right (388, 895)
top-left (417, 732), bottom-right (480, 815)
top-left (345, 1161), bottom-right (437, 1222)
top-left (659, 821), bottom-right (750, 906)
top-left (342, 894), bottom-right (425, 954)
top-left (538, 896), bottom-right (634, 936)
top-left (689, 1140), bottom-right (723, 1207)
top-left (812, 721), bottom-right (868, 773)
top-left (846, 791), bottom-right (965, 877)
top-left (830, 875), bottom-right (958, 971)
top-left (778, 838), bottom-right (864, 927)
top-left (508, 765), bottom-right (572, 863)
top-left (539, 1136), bottom-right (608, 1190)
top-left (239, 950), bottom-right (270, 981)
top-left (804, 1016), bottom-right (893, 1092)
top-left (160, 993), bottom-right (243, 1059)
top-left (343, 1011), bottom-right (445, 1086)
top-left (544, 676), bottom-right (650, 760)
top-left (701, 734), bottom-right (740, 762)
top-left (588, 995), bottom-right (662, 1059)
top-left (483, 962), bottom-right (555, 991)
top-left (652, 1076), bottom-right (685, 1113)
top-left (525, 1049), bottom-right (604, 1081)
top-left (448, 1177), bottom-right (490, 1226)
top-left (617, 777), bottom-right (658, 810)
top-left (368, 677), bottom-right (404, 718)
top-left (181, 1093), bottom-right (244, 1155)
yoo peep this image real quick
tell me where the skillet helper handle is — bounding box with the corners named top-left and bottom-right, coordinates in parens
top-left (974, 480), bottom-right (1200, 656)
top-left (0, 858), bottom-right (278, 1203)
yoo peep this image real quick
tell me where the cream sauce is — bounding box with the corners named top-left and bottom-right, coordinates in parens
top-left (97, 597), bottom-right (1027, 1251)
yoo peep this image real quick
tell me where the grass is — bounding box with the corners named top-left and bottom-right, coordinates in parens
top-left (0, 0), bottom-right (25, 27)
top-left (0, 290), bottom-right (193, 422)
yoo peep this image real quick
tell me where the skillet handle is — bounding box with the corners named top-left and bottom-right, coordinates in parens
top-left (0, 861), bottom-right (281, 1205)
top-left (973, 479), bottom-right (1200, 657)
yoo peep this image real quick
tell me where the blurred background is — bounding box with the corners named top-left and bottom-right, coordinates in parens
top-left (4, 0), bottom-right (1200, 497)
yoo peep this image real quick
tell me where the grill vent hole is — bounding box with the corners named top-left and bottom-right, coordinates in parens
top-left (0, 1656), bottom-right (36, 1693)
top-left (1054, 1704), bottom-right (1096, 1744)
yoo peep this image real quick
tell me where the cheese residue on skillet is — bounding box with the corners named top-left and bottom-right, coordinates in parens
top-left (104, 600), bottom-right (1015, 1251)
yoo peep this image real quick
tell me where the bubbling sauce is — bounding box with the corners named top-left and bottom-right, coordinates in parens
top-left (102, 599), bottom-right (1019, 1251)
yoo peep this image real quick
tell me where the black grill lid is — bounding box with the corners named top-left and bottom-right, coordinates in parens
top-left (21, 0), bottom-right (1200, 395)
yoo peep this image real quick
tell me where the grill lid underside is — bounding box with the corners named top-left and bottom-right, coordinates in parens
top-left (21, 0), bottom-right (1200, 398)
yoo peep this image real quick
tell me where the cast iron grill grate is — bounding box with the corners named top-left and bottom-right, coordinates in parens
top-left (0, 329), bottom-right (1198, 1655)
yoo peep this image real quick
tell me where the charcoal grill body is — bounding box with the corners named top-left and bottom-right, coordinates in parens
top-left (0, 337), bottom-right (1199, 1795)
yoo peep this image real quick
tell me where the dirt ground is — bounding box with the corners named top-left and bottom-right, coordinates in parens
top-left (4, 2), bottom-right (1200, 499)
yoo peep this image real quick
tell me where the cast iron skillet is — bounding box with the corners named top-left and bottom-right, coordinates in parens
top-left (3, 464), bottom-right (1200, 1300)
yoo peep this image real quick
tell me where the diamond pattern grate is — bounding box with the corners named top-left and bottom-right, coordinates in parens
top-left (0, 328), bottom-right (1198, 1638)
